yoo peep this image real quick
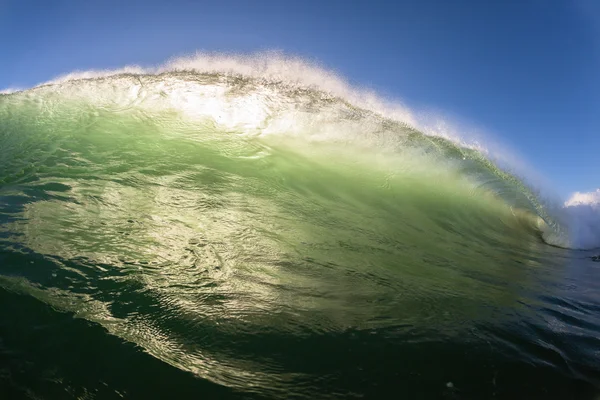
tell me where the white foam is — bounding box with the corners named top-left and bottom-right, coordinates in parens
top-left (16, 51), bottom-right (504, 161)
top-left (0, 87), bottom-right (23, 95)
top-left (564, 189), bottom-right (600, 249)
top-left (4, 51), bottom-right (528, 155)
top-left (46, 65), bottom-right (146, 85)
top-left (31, 52), bottom-right (416, 129)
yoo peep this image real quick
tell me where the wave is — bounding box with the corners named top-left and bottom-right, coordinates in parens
top-left (2, 52), bottom-right (599, 395)
top-left (0, 52), bottom-right (597, 252)
top-left (2, 52), bottom-right (582, 248)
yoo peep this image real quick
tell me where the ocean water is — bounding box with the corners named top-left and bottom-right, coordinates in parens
top-left (1, 54), bottom-right (599, 399)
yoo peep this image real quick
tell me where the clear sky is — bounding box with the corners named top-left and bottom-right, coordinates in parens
top-left (1, 0), bottom-right (598, 198)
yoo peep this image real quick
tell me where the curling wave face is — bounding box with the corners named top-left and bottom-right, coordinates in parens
top-left (0, 54), bottom-right (599, 398)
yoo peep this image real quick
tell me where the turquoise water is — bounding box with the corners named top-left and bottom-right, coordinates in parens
top-left (0, 65), bottom-right (599, 399)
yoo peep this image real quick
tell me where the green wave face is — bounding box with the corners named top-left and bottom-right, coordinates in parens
top-left (0, 72), bottom-right (563, 394)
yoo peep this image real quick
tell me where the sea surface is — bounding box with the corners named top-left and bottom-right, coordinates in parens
top-left (1, 54), bottom-right (599, 399)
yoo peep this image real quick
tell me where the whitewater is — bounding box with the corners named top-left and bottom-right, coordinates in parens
top-left (0, 53), bottom-right (599, 399)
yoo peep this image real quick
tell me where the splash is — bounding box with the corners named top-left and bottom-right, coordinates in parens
top-left (564, 189), bottom-right (600, 249)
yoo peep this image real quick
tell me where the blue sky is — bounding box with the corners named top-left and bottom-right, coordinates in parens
top-left (1, 0), bottom-right (598, 197)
